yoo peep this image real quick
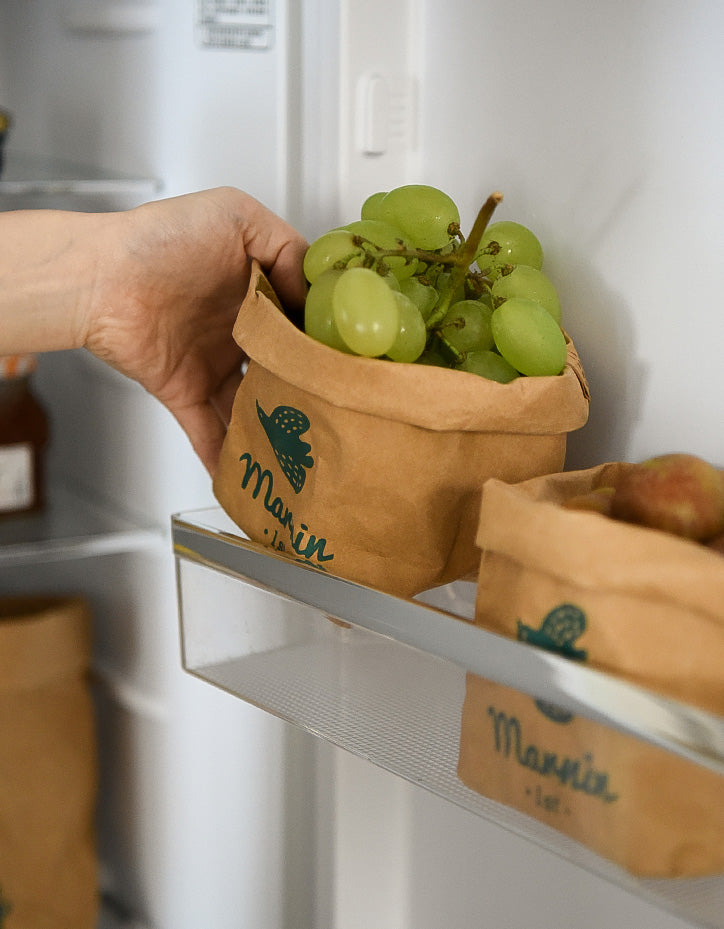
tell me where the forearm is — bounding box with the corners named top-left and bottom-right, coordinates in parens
top-left (0, 187), bottom-right (309, 472)
top-left (0, 208), bottom-right (111, 355)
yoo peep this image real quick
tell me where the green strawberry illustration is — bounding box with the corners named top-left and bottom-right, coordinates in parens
top-left (256, 401), bottom-right (314, 494)
top-left (0, 884), bottom-right (12, 927)
top-left (517, 604), bottom-right (588, 723)
top-left (517, 603), bottom-right (587, 661)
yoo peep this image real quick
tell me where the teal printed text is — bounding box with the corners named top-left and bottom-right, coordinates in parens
top-left (237, 453), bottom-right (334, 565)
top-left (487, 705), bottom-right (619, 803)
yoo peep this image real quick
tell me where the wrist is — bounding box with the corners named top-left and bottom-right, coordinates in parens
top-left (0, 209), bottom-right (109, 356)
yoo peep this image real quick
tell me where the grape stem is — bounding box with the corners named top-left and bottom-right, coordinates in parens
top-left (372, 246), bottom-right (461, 266)
top-left (425, 191), bottom-right (503, 330)
top-left (437, 334), bottom-right (464, 364)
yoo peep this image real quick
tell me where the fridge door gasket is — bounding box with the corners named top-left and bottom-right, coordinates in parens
top-left (172, 506), bottom-right (724, 929)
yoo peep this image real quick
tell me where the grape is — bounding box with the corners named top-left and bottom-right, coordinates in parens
top-left (491, 297), bottom-right (567, 376)
top-left (304, 269), bottom-right (350, 353)
top-left (474, 252), bottom-right (503, 282)
top-left (332, 267), bottom-right (400, 357)
top-left (361, 191), bottom-right (388, 221)
top-left (386, 292), bottom-right (428, 363)
top-left (417, 346), bottom-right (452, 368)
top-left (381, 271), bottom-right (401, 291)
top-left (475, 220), bottom-right (543, 272)
top-left (301, 186), bottom-right (571, 381)
top-left (345, 219), bottom-right (418, 280)
top-left (379, 184), bottom-right (460, 251)
top-left (492, 265), bottom-right (561, 324)
top-left (398, 276), bottom-right (438, 320)
top-left (458, 350), bottom-right (520, 383)
top-left (438, 300), bottom-right (494, 354)
top-left (303, 229), bottom-right (362, 284)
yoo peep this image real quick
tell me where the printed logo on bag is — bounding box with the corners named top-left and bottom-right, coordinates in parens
top-left (485, 603), bottom-right (618, 806)
top-left (0, 885), bottom-right (12, 927)
top-left (517, 603), bottom-right (588, 723)
top-left (235, 400), bottom-right (334, 568)
top-left (256, 401), bottom-right (314, 493)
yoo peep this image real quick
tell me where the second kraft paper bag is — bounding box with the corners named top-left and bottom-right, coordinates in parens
top-left (458, 465), bottom-right (724, 877)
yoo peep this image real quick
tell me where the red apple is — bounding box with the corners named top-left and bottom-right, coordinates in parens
top-left (611, 453), bottom-right (724, 541)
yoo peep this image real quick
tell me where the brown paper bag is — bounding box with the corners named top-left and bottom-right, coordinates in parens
top-left (0, 596), bottom-right (98, 929)
top-left (458, 673), bottom-right (724, 877)
top-left (457, 465), bottom-right (724, 876)
top-left (474, 464), bottom-right (724, 708)
top-left (213, 262), bottom-right (590, 597)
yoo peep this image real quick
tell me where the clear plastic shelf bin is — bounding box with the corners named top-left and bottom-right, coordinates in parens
top-left (173, 506), bottom-right (724, 929)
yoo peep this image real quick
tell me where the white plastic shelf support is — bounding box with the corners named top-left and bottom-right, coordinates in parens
top-left (337, 0), bottom-right (419, 219)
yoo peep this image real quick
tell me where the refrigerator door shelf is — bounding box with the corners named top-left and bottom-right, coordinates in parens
top-left (0, 481), bottom-right (161, 568)
top-left (172, 506), bottom-right (724, 929)
top-left (0, 151), bottom-right (159, 204)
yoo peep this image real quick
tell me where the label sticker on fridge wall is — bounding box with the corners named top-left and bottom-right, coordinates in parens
top-left (196, 0), bottom-right (274, 50)
top-left (0, 443), bottom-right (33, 512)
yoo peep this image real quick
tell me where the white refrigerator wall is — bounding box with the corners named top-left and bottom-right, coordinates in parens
top-left (309, 2), bottom-right (724, 928)
top-left (2, 0), bottom-right (294, 207)
top-left (2, 2), bottom-right (724, 928)
top-left (414, 0), bottom-right (724, 473)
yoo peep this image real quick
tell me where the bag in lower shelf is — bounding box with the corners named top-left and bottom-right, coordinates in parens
top-left (0, 596), bottom-right (98, 929)
top-left (457, 464), bottom-right (724, 877)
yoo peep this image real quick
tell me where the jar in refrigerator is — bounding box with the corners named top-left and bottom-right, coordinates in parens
top-left (0, 355), bottom-right (50, 517)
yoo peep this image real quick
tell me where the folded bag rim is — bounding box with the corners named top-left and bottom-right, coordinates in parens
top-left (234, 262), bottom-right (590, 435)
top-left (476, 464), bottom-right (724, 624)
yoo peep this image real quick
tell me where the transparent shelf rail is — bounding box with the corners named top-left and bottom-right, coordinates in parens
top-left (0, 151), bottom-right (158, 199)
top-left (0, 483), bottom-right (161, 568)
top-left (173, 506), bottom-right (724, 929)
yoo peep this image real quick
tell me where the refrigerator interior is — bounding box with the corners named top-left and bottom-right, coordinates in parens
top-left (1, 2), bottom-right (317, 927)
top-left (1, 1), bottom-right (723, 928)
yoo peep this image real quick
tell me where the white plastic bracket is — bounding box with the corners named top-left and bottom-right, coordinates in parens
top-left (337, 0), bottom-right (419, 219)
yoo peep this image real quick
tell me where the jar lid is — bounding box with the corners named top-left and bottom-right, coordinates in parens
top-left (0, 354), bottom-right (37, 379)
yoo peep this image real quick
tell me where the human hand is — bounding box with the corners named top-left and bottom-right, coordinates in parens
top-left (82, 187), bottom-right (308, 474)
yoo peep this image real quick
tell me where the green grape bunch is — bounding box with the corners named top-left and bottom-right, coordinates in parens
top-left (301, 185), bottom-right (569, 383)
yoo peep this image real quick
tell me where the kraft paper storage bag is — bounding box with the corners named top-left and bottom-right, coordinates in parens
top-left (458, 672), bottom-right (724, 877)
top-left (457, 464), bottom-right (724, 876)
top-left (0, 596), bottom-right (98, 929)
top-left (213, 262), bottom-right (590, 598)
